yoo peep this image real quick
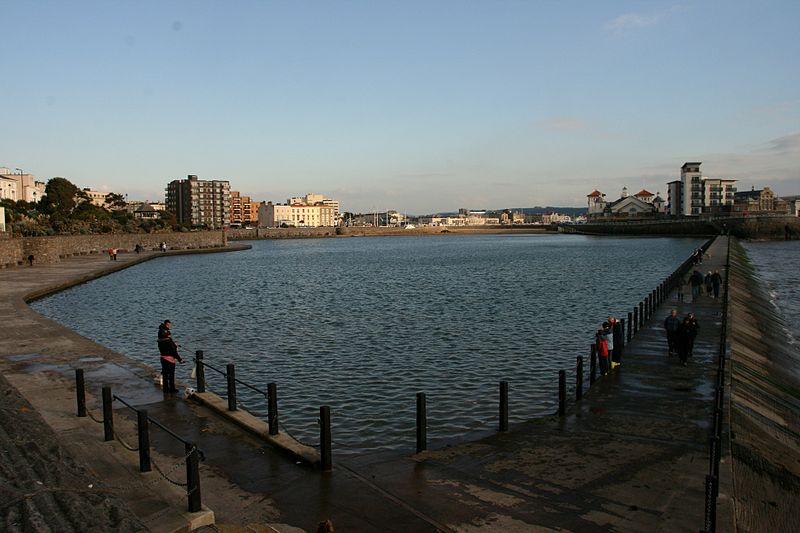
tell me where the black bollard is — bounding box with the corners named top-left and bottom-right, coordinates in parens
top-left (195, 351), bottom-right (205, 393)
top-left (633, 307), bottom-right (639, 333)
top-left (75, 369), bottom-right (87, 418)
top-left (137, 409), bottom-right (151, 472)
top-left (627, 311), bottom-right (633, 341)
top-left (499, 381), bottom-right (509, 432)
top-left (620, 318), bottom-right (626, 350)
top-left (267, 383), bottom-right (278, 436)
top-left (638, 301), bottom-right (644, 328)
top-left (320, 406), bottom-right (332, 471)
top-left (558, 370), bottom-right (566, 416)
top-left (416, 393), bottom-right (427, 453)
top-left (589, 344), bottom-right (597, 385)
top-left (652, 289), bottom-right (657, 311)
top-left (102, 386), bottom-right (114, 442)
top-left (226, 364), bottom-right (237, 411)
top-left (576, 356), bottom-right (583, 401)
top-left (185, 441), bottom-right (202, 513)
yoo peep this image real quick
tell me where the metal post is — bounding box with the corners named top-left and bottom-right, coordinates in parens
top-left (576, 356), bottom-right (583, 401)
top-left (320, 405), bottom-right (332, 471)
top-left (627, 311), bottom-right (632, 341)
top-left (589, 344), bottom-right (597, 385)
top-left (137, 409), bottom-right (151, 472)
top-left (633, 307), bottom-right (639, 333)
top-left (620, 318), bottom-right (625, 349)
top-left (75, 369), bottom-right (87, 417)
top-left (226, 364), bottom-right (237, 411)
top-left (704, 474), bottom-right (717, 532)
top-left (102, 386), bottom-right (114, 441)
top-left (638, 301), bottom-right (644, 328)
top-left (185, 441), bottom-right (202, 513)
top-left (267, 382), bottom-right (278, 435)
top-left (195, 350), bottom-right (205, 393)
top-left (499, 381), bottom-right (508, 432)
top-left (416, 393), bottom-right (427, 453)
top-left (652, 289), bottom-right (657, 311)
top-left (558, 370), bottom-right (566, 416)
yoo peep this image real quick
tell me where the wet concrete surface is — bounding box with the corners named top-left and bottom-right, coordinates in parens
top-left (0, 239), bottom-right (730, 531)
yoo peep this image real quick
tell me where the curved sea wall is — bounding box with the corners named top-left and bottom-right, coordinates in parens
top-left (567, 215), bottom-right (799, 239)
top-left (726, 239), bottom-right (800, 530)
top-left (0, 231), bottom-right (225, 268)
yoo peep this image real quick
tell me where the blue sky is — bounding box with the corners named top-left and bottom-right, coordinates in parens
top-left (1, 1), bottom-right (798, 213)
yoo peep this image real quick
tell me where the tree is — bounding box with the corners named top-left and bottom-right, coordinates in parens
top-left (41, 177), bottom-right (82, 217)
top-left (105, 192), bottom-right (127, 209)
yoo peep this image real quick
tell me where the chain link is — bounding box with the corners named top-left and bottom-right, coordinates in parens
top-left (113, 432), bottom-right (139, 452)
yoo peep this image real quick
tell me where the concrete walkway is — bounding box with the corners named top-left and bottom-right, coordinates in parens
top-left (0, 238), bottom-right (728, 532)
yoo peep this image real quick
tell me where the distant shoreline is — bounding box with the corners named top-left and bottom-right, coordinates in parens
top-left (226, 225), bottom-right (558, 240)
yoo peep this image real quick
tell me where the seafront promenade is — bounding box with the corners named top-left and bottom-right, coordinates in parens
top-left (1, 238), bottom-right (734, 531)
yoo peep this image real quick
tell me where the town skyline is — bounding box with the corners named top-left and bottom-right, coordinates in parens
top-left (2, 1), bottom-right (799, 213)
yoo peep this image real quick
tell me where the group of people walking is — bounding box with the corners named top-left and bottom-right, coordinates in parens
top-left (687, 269), bottom-right (722, 300)
top-left (664, 309), bottom-right (700, 366)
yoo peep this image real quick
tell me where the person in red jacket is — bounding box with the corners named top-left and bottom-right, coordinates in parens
top-left (596, 328), bottom-right (609, 376)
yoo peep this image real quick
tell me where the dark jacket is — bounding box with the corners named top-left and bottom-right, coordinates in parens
top-left (711, 272), bottom-right (722, 287)
top-left (685, 317), bottom-right (699, 339)
top-left (664, 315), bottom-right (681, 333)
top-left (157, 324), bottom-right (180, 360)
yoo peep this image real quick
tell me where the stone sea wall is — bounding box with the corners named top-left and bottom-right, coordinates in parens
top-left (0, 231), bottom-right (225, 268)
top-left (227, 225), bottom-right (554, 240)
top-left (567, 215), bottom-right (800, 239)
top-left (725, 239), bottom-right (800, 530)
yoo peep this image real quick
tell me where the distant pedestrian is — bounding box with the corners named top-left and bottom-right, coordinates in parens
top-left (697, 248), bottom-right (704, 265)
top-left (704, 271), bottom-right (713, 296)
top-left (596, 328), bottom-right (609, 376)
top-left (685, 312), bottom-right (700, 357)
top-left (601, 321), bottom-right (614, 370)
top-left (711, 270), bottom-right (722, 298)
top-left (664, 309), bottom-right (681, 356)
top-left (134, 243), bottom-right (141, 254)
top-left (609, 316), bottom-right (623, 367)
top-left (689, 270), bottom-right (704, 300)
top-left (160, 241), bottom-right (167, 252)
top-left (676, 316), bottom-right (693, 366)
top-left (108, 248), bottom-right (114, 261)
top-left (157, 320), bottom-right (182, 393)
top-left (112, 248), bottom-right (118, 261)
top-left (27, 254), bottom-right (34, 267)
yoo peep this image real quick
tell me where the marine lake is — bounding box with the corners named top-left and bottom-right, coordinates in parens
top-left (33, 234), bottom-right (704, 454)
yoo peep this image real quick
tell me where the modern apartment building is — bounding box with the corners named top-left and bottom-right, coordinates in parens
top-left (668, 162), bottom-right (737, 216)
top-left (165, 175), bottom-right (230, 228)
top-left (258, 201), bottom-right (336, 228)
top-left (230, 191), bottom-right (256, 226)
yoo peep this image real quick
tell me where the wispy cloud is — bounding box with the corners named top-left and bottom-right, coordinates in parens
top-left (537, 117), bottom-right (591, 131)
top-left (763, 132), bottom-right (800, 155)
top-left (605, 13), bottom-right (660, 33)
top-left (605, 5), bottom-right (685, 34)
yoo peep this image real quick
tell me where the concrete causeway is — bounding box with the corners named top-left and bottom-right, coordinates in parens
top-left (0, 238), bottom-right (732, 531)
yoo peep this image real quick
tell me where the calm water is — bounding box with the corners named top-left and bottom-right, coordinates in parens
top-left (742, 240), bottom-right (800, 345)
top-left (33, 234), bottom-right (702, 453)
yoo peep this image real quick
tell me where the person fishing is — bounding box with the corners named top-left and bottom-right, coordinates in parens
top-left (157, 320), bottom-right (182, 393)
